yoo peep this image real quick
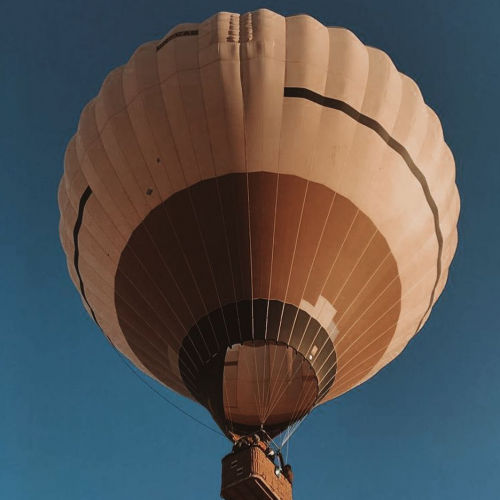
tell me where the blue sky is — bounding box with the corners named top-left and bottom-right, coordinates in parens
top-left (1, 0), bottom-right (499, 498)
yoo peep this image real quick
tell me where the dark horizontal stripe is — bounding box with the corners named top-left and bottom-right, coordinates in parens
top-left (73, 186), bottom-right (100, 327)
top-left (156, 29), bottom-right (199, 52)
top-left (284, 86), bottom-right (443, 332)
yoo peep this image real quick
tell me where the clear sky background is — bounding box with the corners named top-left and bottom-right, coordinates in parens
top-left (1, 0), bottom-right (499, 499)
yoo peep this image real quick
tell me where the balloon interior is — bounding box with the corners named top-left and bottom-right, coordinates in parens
top-left (59, 9), bottom-right (459, 500)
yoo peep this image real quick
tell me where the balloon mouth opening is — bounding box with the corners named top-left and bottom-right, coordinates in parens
top-left (176, 299), bottom-right (337, 439)
top-left (221, 341), bottom-right (319, 436)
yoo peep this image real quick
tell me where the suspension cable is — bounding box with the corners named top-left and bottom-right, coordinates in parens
top-left (105, 337), bottom-right (225, 438)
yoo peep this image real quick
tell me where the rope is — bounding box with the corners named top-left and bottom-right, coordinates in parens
top-left (280, 414), bottom-right (308, 450)
top-left (106, 338), bottom-right (225, 438)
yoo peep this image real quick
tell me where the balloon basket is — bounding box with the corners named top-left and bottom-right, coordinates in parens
top-left (221, 446), bottom-right (293, 500)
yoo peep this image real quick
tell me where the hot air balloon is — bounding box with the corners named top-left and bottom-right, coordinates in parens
top-left (58, 9), bottom-right (459, 500)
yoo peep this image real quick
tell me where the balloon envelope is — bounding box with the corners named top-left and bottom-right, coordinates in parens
top-left (59, 9), bottom-right (459, 439)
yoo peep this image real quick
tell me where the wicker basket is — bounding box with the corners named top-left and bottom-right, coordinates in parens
top-left (221, 446), bottom-right (293, 500)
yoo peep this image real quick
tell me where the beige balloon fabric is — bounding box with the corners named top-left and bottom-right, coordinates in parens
top-left (59, 9), bottom-right (459, 438)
